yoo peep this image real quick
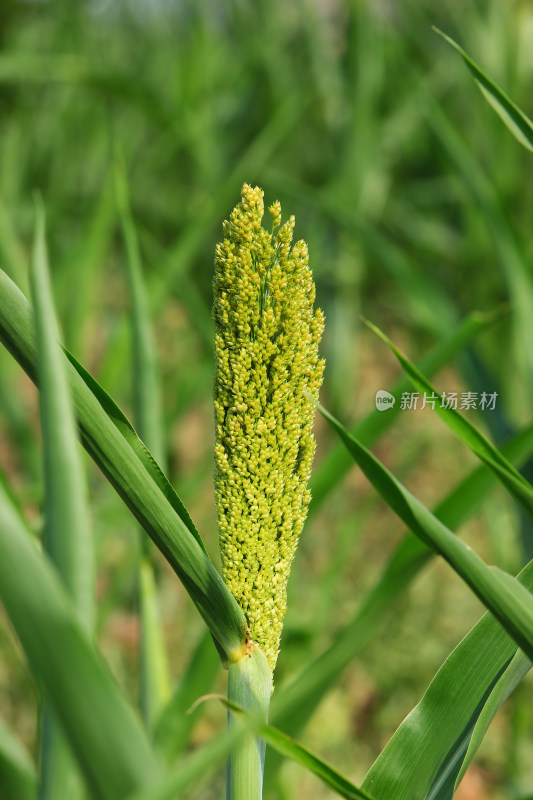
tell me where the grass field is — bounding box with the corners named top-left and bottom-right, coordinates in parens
top-left (1, 2), bottom-right (533, 798)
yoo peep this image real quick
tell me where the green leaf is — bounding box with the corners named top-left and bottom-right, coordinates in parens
top-left (133, 696), bottom-right (375, 800)
top-left (362, 558), bottom-right (533, 800)
top-left (30, 201), bottom-right (94, 799)
top-left (224, 697), bottom-right (374, 800)
top-left (0, 267), bottom-right (247, 661)
top-left (30, 201), bottom-right (94, 631)
top-left (317, 401), bottom-right (533, 662)
top-left (114, 155), bottom-right (165, 468)
top-left (453, 651), bottom-right (531, 795)
top-left (64, 349), bottom-right (204, 554)
top-left (434, 28), bottom-right (533, 153)
top-left (309, 309), bottom-right (504, 515)
top-left (115, 154), bottom-right (170, 725)
top-left (364, 319), bottom-right (533, 518)
top-left (0, 479), bottom-right (161, 800)
top-left (0, 717), bottom-right (37, 800)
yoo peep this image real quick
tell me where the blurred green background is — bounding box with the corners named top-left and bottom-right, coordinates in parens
top-left (1, 1), bottom-right (533, 797)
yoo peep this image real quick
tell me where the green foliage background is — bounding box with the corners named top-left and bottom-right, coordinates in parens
top-left (1, 1), bottom-right (533, 797)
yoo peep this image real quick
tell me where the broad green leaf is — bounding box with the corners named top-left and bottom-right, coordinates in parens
top-left (115, 155), bottom-right (170, 725)
top-left (364, 319), bottom-right (533, 518)
top-left (434, 28), bottom-right (533, 153)
top-left (0, 717), bottom-right (37, 800)
top-left (0, 480), bottom-right (161, 800)
top-left (154, 630), bottom-right (220, 762)
top-left (309, 309), bottom-right (503, 515)
top-left (317, 401), bottom-right (533, 663)
top-left (362, 558), bottom-right (533, 800)
top-left (0, 267), bottom-right (247, 661)
top-left (453, 651), bottom-right (531, 795)
top-left (64, 350), bottom-right (204, 553)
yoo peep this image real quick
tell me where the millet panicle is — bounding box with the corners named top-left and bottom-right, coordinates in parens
top-left (213, 184), bottom-right (324, 672)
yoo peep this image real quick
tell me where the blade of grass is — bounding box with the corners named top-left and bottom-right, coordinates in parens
top-left (364, 319), bottom-right (533, 518)
top-left (0, 267), bottom-right (247, 661)
top-left (309, 309), bottom-right (504, 515)
top-left (60, 169), bottom-right (116, 356)
top-left (0, 479), bottom-right (161, 800)
top-left (115, 155), bottom-right (170, 727)
top-left (0, 718), bottom-right (37, 800)
top-left (30, 204), bottom-right (94, 630)
top-left (414, 59), bottom-right (533, 393)
top-left (317, 400), bottom-right (533, 663)
top-left (30, 202), bottom-right (94, 799)
top-left (434, 28), bottom-right (533, 153)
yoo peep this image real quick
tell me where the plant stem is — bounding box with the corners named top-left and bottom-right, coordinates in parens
top-left (226, 646), bottom-right (272, 800)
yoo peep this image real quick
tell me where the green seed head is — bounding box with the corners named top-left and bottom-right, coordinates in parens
top-left (213, 184), bottom-right (324, 671)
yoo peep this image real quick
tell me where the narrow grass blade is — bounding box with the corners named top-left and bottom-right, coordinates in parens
top-left (0, 480), bottom-right (161, 800)
top-left (0, 718), bottom-right (37, 800)
top-left (434, 28), bottom-right (533, 153)
top-left (0, 267), bottom-right (247, 661)
top-left (317, 401), bottom-right (533, 662)
top-left (365, 319), bottom-right (533, 518)
top-left (30, 203), bottom-right (93, 630)
top-left (60, 170), bottom-right (116, 355)
top-left (138, 556), bottom-right (171, 727)
top-left (30, 203), bottom-right (94, 799)
top-left (115, 156), bottom-right (165, 467)
top-left (115, 156), bottom-right (170, 725)
top-left (416, 66), bottom-right (533, 391)
top-left (154, 629), bottom-right (220, 762)
top-left (223, 698), bottom-right (374, 800)
top-left (310, 309), bottom-right (503, 515)
top-left (362, 558), bottom-right (533, 800)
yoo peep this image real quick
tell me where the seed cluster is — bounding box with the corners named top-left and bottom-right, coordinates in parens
top-left (213, 184), bottom-right (324, 671)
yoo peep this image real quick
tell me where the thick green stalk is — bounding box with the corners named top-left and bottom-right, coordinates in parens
top-left (226, 646), bottom-right (272, 800)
